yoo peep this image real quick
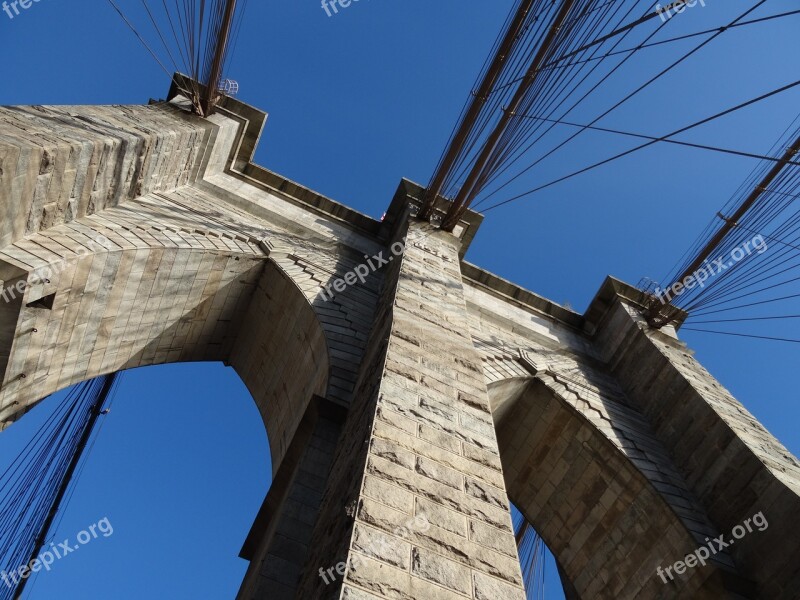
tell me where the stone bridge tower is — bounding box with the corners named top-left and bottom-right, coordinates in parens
top-left (1, 78), bottom-right (798, 599)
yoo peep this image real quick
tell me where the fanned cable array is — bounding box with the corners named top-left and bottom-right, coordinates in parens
top-left (105, 0), bottom-right (250, 115)
top-left (646, 118), bottom-right (800, 343)
top-left (512, 505), bottom-right (549, 599)
top-left (419, 0), bottom-right (800, 230)
top-left (0, 375), bottom-right (119, 599)
top-left (418, 0), bottom-right (800, 346)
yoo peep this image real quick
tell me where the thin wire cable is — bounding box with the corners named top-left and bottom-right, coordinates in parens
top-left (482, 77), bottom-right (800, 211)
top-left (105, 0), bottom-right (173, 78)
top-left (0, 376), bottom-right (117, 600)
top-left (475, 0), bottom-right (770, 211)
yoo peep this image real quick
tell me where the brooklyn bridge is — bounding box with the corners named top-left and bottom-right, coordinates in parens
top-left (0, 1), bottom-right (799, 598)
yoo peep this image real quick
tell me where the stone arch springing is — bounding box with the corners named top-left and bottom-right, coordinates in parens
top-left (0, 198), bottom-right (347, 599)
top-left (0, 206), bottom-right (332, 476)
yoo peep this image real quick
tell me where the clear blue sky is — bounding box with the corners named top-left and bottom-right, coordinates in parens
top-left (1, 1), bottom-right (798, 598)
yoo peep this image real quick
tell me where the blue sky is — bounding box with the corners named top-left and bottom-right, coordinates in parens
top-left (1, 1), bottom-right (798, 598)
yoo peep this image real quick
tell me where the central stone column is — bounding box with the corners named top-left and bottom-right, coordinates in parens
top-left (297, 219), bottom-right (526, 600)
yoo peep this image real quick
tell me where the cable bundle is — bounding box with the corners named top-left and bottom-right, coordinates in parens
top-left (656, 119), bottom-right (800, 343)
top-left (422, 0), bottom-right (800, 229)
top-left (106, 0), bottom-right (250, 115)
top-left (0, 375), bottom-right (118, 599)
top-left (512, 504), bottom-right (548, 599)
top-left (427, 0), bottom-right (673, 226)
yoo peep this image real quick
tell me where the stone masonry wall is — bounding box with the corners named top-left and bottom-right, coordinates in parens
top-left (238, 399), bottom-right (345, 600)
top-left (0, 103), bottom-right (214, 249)
top-left (297, 219), bottom-right (526, 600)
top-left (595, 299), bottom-right (800, 598)
top-left (463, 286), bottom-right (746, 597)
top-left (294, 220), bottom-right (406, 600)
top-left (5, 97), bottom-right (799, 599)
top-left (0, 107), bottom-right (383, 433)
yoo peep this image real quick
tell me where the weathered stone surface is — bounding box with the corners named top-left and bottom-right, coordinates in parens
top-left (411, 546), bottom-right (472, 596)
top-left (353, 524), bottom-right (412, 571)
top-left (468, 519), bottom-right (517, 558)
top-left (473, 572), bottom-right (527, 600)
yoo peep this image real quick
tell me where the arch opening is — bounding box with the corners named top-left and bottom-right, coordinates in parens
top-left (0, 220), bottom-right (337, 598)
top-left (0, 219), bottom-right (331, 475)
top-left (0, 361), bottom-right (272, 598)
top-left (490, 376), bottom-right (739, 599)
